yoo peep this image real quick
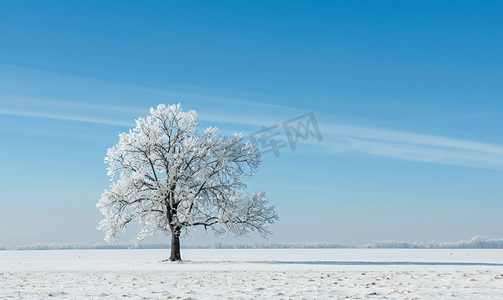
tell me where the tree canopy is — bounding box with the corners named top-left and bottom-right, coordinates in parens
top-left (97, 104), bottom-right (278, 260)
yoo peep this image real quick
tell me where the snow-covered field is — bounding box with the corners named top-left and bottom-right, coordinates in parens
top-left (2, 249), bottom-right (503, 299)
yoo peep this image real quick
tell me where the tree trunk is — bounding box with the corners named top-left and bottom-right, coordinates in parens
top-left (169, 228), bottom-right (182, 261)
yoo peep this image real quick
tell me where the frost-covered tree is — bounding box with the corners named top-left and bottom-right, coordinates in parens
top-left (97, 104), bottom-right (278, 261)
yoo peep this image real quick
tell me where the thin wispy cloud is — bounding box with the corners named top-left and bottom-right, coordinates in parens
top-left (3, 97), bottom-right (502, 170)
top-left (0, 96), bottom-right (270, 128)
top-left (2, 64), bottom-right (502, 170)
top-left (198, 112), bottom-right (271, 127)
top-left (0, 94), bottom-right (145, 126)
top-left (395, 112), bottom-right (499, 124)
top-left (0, 95), bottom-right (145, 114)
top-left (317, 124), bottom-right (503, 169)
top-left (333, 138), bottom-right (503, 169)
top-left (133, 86), bottom-right (298, 111)
top-left (0, 108), bottom-right (134, 127)
top-left (323, 124), bottom-right (503, 155)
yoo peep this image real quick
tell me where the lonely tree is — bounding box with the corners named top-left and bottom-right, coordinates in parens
top-left (97, 104), bottom-right (278, 261)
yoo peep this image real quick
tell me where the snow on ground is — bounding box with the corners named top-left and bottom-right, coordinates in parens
top-left (1, 249), bottom-right (503, 299)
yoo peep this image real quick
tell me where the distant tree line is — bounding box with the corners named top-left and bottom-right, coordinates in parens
top-left (1, 243), bottom-right (210, 251)
top-left (214, 242), bottom-right (353, 249)
top-left (1, 242), bottom-right (351, 250)
top-left (363, 236), bottom-right (503, 249)
top-left (3, 236), bottom-right (503, 250)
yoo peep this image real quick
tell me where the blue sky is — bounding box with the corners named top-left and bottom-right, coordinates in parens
top-left (1, 1), bottom-right (502, 248)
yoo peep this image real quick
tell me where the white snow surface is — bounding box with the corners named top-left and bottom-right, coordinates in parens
top-left (1, 249), bottom-right (503, 299)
